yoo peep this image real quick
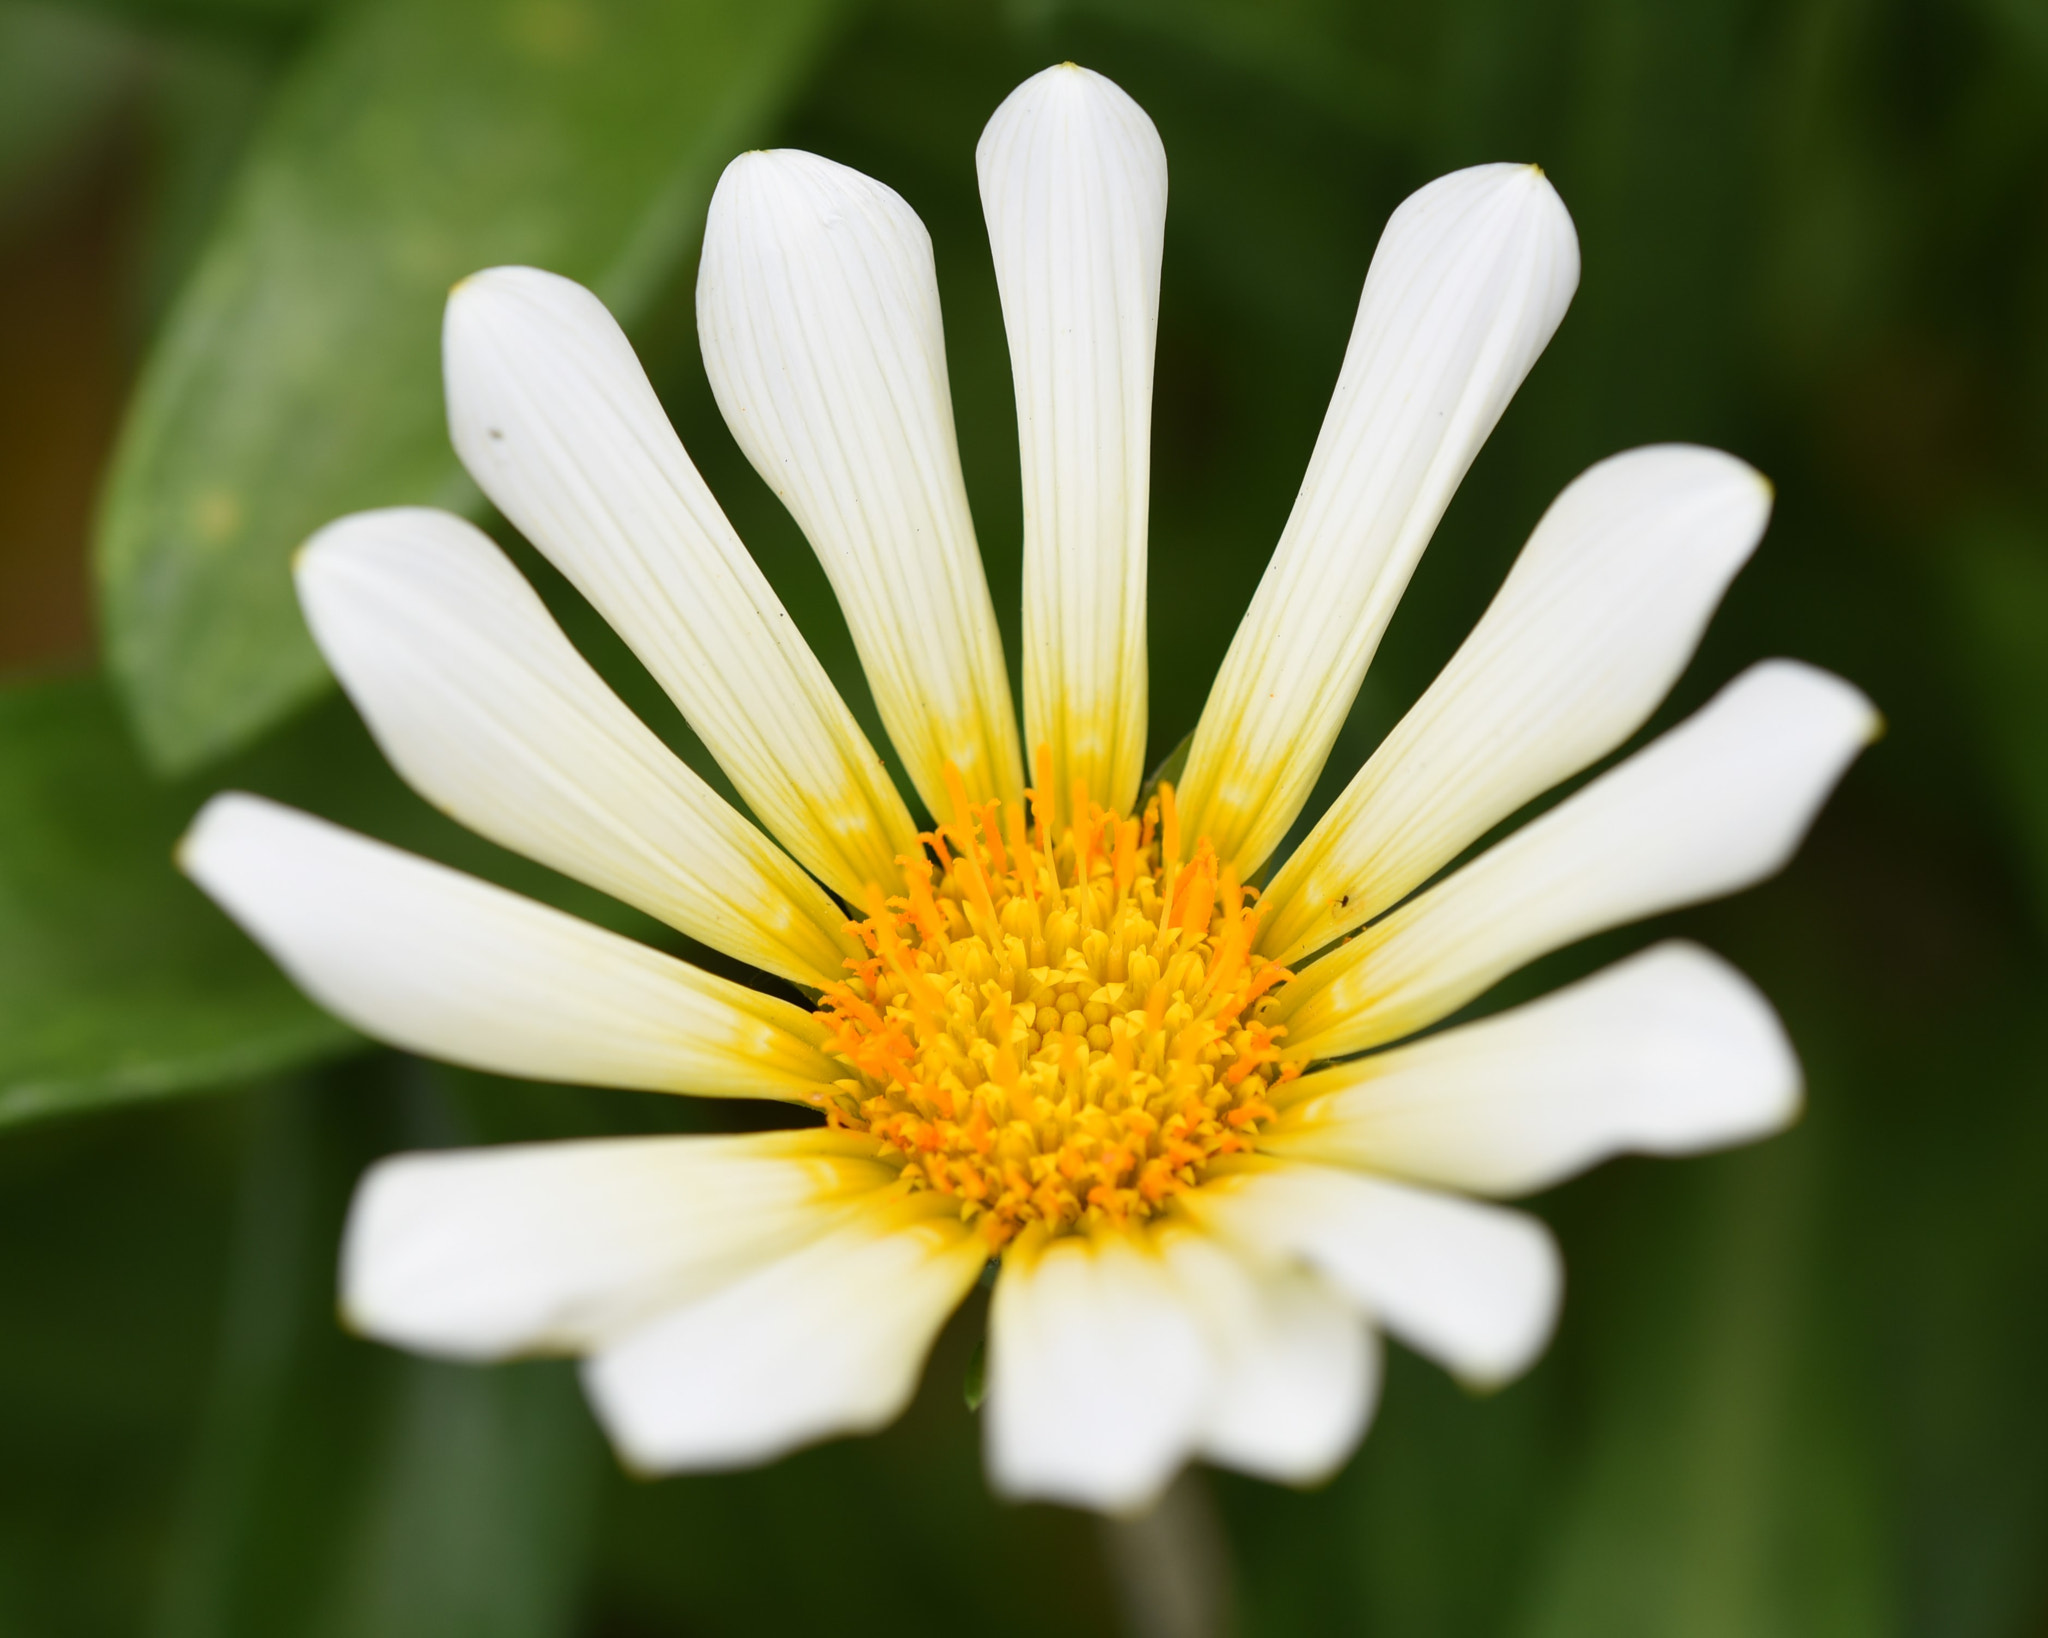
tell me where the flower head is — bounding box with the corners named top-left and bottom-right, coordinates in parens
top-left (180, 63), bottom-right (1877, 1512)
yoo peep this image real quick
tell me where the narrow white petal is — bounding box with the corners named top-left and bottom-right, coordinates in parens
top-left (1272, 660), bottom-right (1880, 1060)
top-left (297, 508), bottom-right (858, 991)
top-left (1187, 1164), bottom-right (1561, 1386)
top-left (978, 64), bottom-right (1165, 819)
top-left (178, 794), bottom-right (840, 1099)
top-left (341, 1129), bottom-right (896, 1359)
top-left (443, 266), bottom-right (917, 902)
top-left (1265, 942), bottom-right (1801, 1195)
top-left (1177, 164), bottom-right (1580, 876)
top-left (699, 151), bottom-right (1023, 817)
top-left (986, 1226), bottom-right (1210, 1512)
top-left (584, 1191), bottom-right (984, 1473)
top-left (1157, 1225), bottom-right (1379, 1485)
top-left (1261, 446), bottom-right (1772, 965)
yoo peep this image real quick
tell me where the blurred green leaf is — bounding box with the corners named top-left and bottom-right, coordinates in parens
top-left (0, 666), bottom-right (711, 1132)
top-left (1880, 999), bottom-right (2048, 1638)
top-left (0, 1097), bottom-right (243, 1637)
top-left (1218, 1347), bottom-right (1553, 1638)
top-left (97, 0), bottom-right (845, 774)
top-left (132, 31), bottom-right (290, 335)
top-left (1511, 1143), bottom-right (1895, 1638)
top-left (1945, 517), bottom-right (2048, 926)
top-left (0, 0), bottom-right (136, 232)
top-left (1038, 0), bottom-right (1422, 138)
top-left (54, 0), bottom-right (325, 37)
top-left (587, 1292), bottom-right (1119, 1637)
top-left (0, 675), bottom-right (350, 1130)
top-left (152, 1067), bottom-right (603, 1638)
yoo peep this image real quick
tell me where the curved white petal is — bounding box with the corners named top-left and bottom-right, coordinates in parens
top-left (1261, 446), bottom-right (1772, 964)
top-left (342, 1129), bottom-right (896, 1358)
top-left (297, 508), bottom-right (858, 991)
top-left (699, 151), bottom-right (1023, 817)
top-left (1273, 660), bottom-right (1880, 1061)
top-left (443, 266), bottom-right (917, 902)
top-left (978, 64), bottom-right (1165, 820)
top-left (1187, 1163), bottom-right (1560, 1386)
top-left (1264, 942), bottom-right (1801, 1196)
top-left (1157, 1225), bottom-right (1379, 1485)
top-left (1177, 163), bottom-right (1580, 876)
top-left (584, 1190), bottom-right (984, 1473)
top-left (178, 794), bottom-right (839, 1099)
top-left (986, 1226), bottom-right (1209, 1513)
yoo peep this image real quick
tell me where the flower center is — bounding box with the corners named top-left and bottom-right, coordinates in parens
top-left (816, 762), bottom-right (1299, 1248)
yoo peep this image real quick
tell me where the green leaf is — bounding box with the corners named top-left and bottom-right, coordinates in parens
top-left (0, 675), bottom-right (352, 1130)
top-left (97, 0), bottom-right (845, 774)
top-left (0, 668), bottom-right (694, 1132)
top-left (132, 30), bottom-right (293, 337)
top-left (961, 1332), bottom-right (987, 1412)
top-left (151, 1068), bottom-right (604, 1638)
top-left (1135, 727), bottom-right (1192, 816)
top-left (0, 0), bottom-right (136, 230)
top-left (1944, 516), bottom-right (2048, 927)
top-left (1035, 0), bottom-right (1422, 138)
top-left (47, 0), bottom-right (325, 38)
top-left (1509, 1142), bottom-right (1895, 1638)
top-left (0, 1095), bottom-right (248, 1633)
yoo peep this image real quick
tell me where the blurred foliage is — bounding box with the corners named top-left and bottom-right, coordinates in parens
top-left (0, 676), bottom-right (344, 1125)
top-left (95, 0), bottom-right (845, 773)
top-left (0, 4), bottom-right (135, 234)
top-left (0, 0), bottom-right (2045, 1633)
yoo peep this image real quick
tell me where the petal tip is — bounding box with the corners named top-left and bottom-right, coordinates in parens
top-left (443, 263), bottom-right (601, 345)
top-left (174, 789), bottom-right (251, 881)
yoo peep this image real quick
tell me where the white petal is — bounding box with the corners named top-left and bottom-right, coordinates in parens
top-left (1186, 1164), bottom-right (1561, 1386)
top-left (297, 508), bottom-right (858, 991)
top-left (341, 1128), bottom-right (896, 1359)
top-left (178, 794), bottom-right (839, 1099)
top-left (1272, 660), bottom-right (1880, 1061)
top-left (1157, 1225), bottom-right (1379, 1485)
top-left (1260, 446), bottom-right (1772, 965)
top-left (698, 151), bottom-right (1023, 818)
top-left (584, 1190), bottom-right (984, 1473)
top-left (986, 1226), bottom-right (1209, 1513)
top-left (978, 64), bottom-right (1165, 819)
top-left (1177, 164), bottom-right (1580, 876)
top-left (443, 266), bottom-right (917, 902)
top-left (1264, 942), bottom-right (1801, 1196)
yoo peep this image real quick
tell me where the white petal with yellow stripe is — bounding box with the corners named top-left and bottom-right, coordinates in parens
top-left (443, 265), bottom-right (916, 901)
top-left (1272, 660), bottom-right (1880, 1061)
top-left (179, 794), bottom-right (839, 1101)
top-left (1260, 445), bottom-right (1772, 966)
top-left (1177, 162), bottom-right (1580, 877)
top-left (586, 1189), bottom-right (985, 1473)
top-left (699, 149), bottom-right (1023, 815)
top-left (296, 506), bottom-right (856, 991)
top-left (1262, 941), bottom-right (1801, 1196)
top-left (979, 63), bottom-right (1166, 820)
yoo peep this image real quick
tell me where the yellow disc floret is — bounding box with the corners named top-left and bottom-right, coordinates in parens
top-left (817, 759), bottom-right (1299, 1249)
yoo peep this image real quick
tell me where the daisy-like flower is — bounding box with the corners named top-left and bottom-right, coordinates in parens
top-left (180, 64), bottom-right (1877, 1512)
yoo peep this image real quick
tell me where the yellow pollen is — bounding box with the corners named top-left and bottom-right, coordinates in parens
top-left (816, 761), bottom-right (1300, 1249)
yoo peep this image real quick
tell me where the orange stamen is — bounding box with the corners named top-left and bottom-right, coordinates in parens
top-left (1159, 780), bottom-right (1181, 869)
top-left (815, 780), bottom-right (1299, 1248)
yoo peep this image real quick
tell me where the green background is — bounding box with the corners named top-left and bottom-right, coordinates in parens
top-left (1, 0), bottom-right (2044, 1631)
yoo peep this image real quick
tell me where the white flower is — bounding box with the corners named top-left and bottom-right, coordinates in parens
top-left (178, 63), bottom-right (1878, 1514)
